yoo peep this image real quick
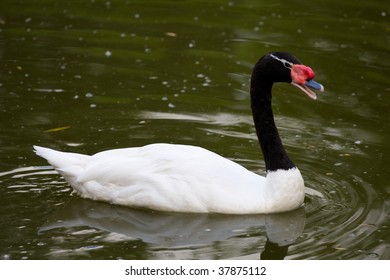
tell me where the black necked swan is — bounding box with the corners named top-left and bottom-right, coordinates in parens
top-left (34, 52), bottom-right (324, 214)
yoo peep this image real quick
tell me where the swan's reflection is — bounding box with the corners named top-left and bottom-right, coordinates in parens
top-left (40, 198), bottom-right (305, 259)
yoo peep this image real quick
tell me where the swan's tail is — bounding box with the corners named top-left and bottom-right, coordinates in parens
top-left (33, 146), bottom-right (89, 177)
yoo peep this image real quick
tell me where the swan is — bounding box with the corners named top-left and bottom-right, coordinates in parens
top-left (34, 52), bottom-right (324, 214)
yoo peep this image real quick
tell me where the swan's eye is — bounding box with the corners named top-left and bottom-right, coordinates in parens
top-left (283, 62), bottom-right (292, 69)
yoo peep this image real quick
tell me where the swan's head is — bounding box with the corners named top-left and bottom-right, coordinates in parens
top-left (261, 52), bottom-right (324, 100)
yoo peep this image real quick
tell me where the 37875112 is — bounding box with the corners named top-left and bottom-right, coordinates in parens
top-left (218, 266), bottom-right (266, 276)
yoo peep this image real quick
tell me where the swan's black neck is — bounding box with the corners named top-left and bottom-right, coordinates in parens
top-left (250, 60), bottom-right (295, 172)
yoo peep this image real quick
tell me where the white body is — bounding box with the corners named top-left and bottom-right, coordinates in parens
top-left (34, 144), bottom-right (305, 214)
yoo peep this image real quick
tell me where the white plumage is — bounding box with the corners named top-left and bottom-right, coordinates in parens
top-left (33, 144), bottom-right (304, 214)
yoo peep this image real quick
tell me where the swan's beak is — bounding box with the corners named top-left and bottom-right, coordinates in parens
top-left (291, 79), bottom-right (324, 100)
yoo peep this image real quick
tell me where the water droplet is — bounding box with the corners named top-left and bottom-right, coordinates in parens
top-left (354, 249), bottom-right (365, 254)
top-left (165, 32), bottom-right (177, 37)
top-left (85, 92), bottom-right (93, 98)
top-left (367, 253), bottom-right (379, 258)
top-left (105, 50), bottom-right (112, 57)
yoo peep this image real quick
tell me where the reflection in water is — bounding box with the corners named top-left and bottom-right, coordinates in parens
top-left (261, 240), bottom-right (289, 260)
top-left (40, 198), bottom-right (305, 259)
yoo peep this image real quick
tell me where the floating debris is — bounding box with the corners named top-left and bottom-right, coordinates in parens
top-left (45, 126), bottom-right (71, 132)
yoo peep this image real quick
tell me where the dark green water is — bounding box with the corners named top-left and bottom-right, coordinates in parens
top-left (0, 0), bottom-right (389, 259)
